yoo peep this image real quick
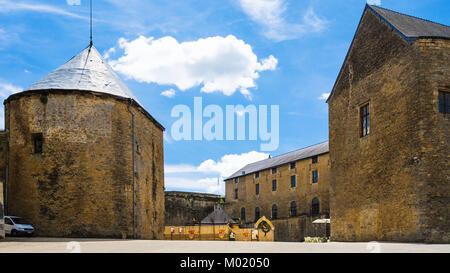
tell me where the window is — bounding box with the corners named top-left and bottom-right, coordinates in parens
top-left (312, 198), bottom-right (320, 215)
top-left (254, 171), bottom-right (260, 178)
top-left (271, 204), bottom-right (278, 219)
top-left (255, 207), bottom-right (260, 221)
top-left (360, 104), bottom-right (370, 137)
top-left (290, 201), bottom-right (297, 217)
top-left (271, 167), bottom-right (277, 174)
top-left (255, 183), bottom-right (260, 195)
top-left (32, 133), bottom-right (43, 154)
top-left (312, 156), bottom-right (318, 164)
top-left (290, 162), bottom-right (296, 169)
top-left (439, 91), bottom-right (449, 114)
top-left (5, 218), bottom-right (13, 225)
top-left (241, 207), bottom-right (246, 222)
top-left (291, 175), bottom-right (296, 188)
top-left (272, 180), bottom-right (277, 191)
top-left (312, 170), bottom-right (318, 183)
top-left (234, 189), bottom-right (238, 200)
top-left (234, 177), bottom-right (239, 183)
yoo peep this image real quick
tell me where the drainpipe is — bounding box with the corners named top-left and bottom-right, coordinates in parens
top-left (127, 99), bottom-right (136, 239)
top-left (4, 103), bottom-right (9, 215)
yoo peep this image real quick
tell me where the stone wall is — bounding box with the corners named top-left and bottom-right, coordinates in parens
top-left (0, 132), bottom-right (6, 239)
top-left (224, 152), bottom-right (330, 241)
top-left (413, 38), bottom-right (450, 242)
top-left (328, 8), bottom-right (449, 242)
top-left (271, 215), bottom-right (329, 242)
top-left (4, 90), bottom-right (164, 239)
top-left (0, 181), bottom-right (4, 239)
top-left (165, 191), bottom-right (222, 226)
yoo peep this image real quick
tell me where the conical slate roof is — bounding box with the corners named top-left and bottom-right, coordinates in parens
top-left (26, 44), bottom-right (139, 102)
top-left (201, 204), bottom-right (236, 225)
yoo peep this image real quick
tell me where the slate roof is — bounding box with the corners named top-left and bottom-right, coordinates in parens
top-left (368, 5), bottom-right (450, 41)
top-left (226, 141), bottom-right (329, 180)
top-left (201, 204), bottom-right (236, 225)
top-left (26, 44), bottom-right (139, 102)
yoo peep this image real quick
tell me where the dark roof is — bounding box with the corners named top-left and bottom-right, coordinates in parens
top-left (368, 5), bottom-right (450, 41)
top-left (226, 141), bottom-right (329, 180)
top-left (201, 204), bottom-right (236, 225)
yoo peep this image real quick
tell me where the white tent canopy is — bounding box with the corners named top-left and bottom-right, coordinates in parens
top-left (312, 218), bottom-right (330, 224)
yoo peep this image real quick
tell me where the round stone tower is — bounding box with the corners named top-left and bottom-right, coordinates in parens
top-left (3, 45), bottom-right (165, 239)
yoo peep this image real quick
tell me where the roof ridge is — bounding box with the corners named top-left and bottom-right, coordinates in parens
top-left (227, 140), bottom-right (329, 180)
top-left (254, 140), bottom-right (329, 163)
top-left (368, 4), bottom-right (450, 28)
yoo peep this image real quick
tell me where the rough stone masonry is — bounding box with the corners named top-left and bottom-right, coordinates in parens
top-left (327, 5), bottom-right (449, 243)
top-left (1, 45), bottom-right (165, 239)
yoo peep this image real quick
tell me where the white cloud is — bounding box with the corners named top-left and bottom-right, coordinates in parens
top-left (0, 81), bottom-right (22, 129)
top-left (238, 0), bottom-right (327, 41)
top-left (0, 0), bottom-right (86, 19)
top-left (0, 81), bottom-right (21, 98)
top-left (367, 0), bottom-right (381, 6)
top-left (161, 88), bottom-right (176, 98)
top-left (197, 151), bottom-right (269, 177)
top-left (107, 35), bottom-right (277, 98)
top-left (66, 0), bottom-right (81, 6)
top-left (165, 150), bottom-right (269, 194)
top-left (318, 93), bottom-right (330, 100)
top-left (164, 176), bottom-right (223, 195)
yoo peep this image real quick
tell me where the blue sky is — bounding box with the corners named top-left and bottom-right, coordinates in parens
top-left (0, 0), bottom-right (449, 194)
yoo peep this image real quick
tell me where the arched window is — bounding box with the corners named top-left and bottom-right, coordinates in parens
top-left (271, 204), bottom-right (278, 219)
top-left (255, 207), bottom-right (260, 221)
top-left (241, 207), bottom-right (246, 222)
top-left (312, 198), bottom-right (320, 215)
top-left (290, 201), bottom-right (297, 217)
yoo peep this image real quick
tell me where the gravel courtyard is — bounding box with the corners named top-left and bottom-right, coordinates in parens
top-left (0, 237), bottom-right (449, 253)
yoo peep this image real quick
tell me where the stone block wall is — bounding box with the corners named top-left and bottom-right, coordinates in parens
top-left (3, 90), bottom-right (164, 239)
top-left (165, 191), bottom-right (223, 226)
top-left (224, 152), bottom-right (330, 241)
top-left (0, 181), bottom-right (4, 239)
top-left (328, 8), bottom-right (449, 242)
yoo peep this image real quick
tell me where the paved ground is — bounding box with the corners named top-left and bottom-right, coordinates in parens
top-left (0, 237), bottom-right (449, 253)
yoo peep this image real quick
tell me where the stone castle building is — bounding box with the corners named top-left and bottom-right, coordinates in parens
top-left (327, 5), bottom-right (449, 243)
top-left (1, 44), bottom-right (165, 239)
top-left (165, 191), bottom-right (223, 226)
top-left (224, 141), bottom-right (330, 241)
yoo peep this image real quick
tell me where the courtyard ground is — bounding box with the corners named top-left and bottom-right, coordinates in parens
top-left (0, 237), bottom-right (449, 253)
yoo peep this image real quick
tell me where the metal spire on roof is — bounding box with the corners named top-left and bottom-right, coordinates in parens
top-left (90, 0), bottom-right (93, 46)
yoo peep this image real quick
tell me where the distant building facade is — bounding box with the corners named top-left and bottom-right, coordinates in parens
top-left (328, 5), bottom-right (449, 243)
top-left (224, 141), bottom-right (330, 241)
top-left (165, 191), bottom-right (223, 226)
top-left (2, 45), bottom-right (165, 239)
